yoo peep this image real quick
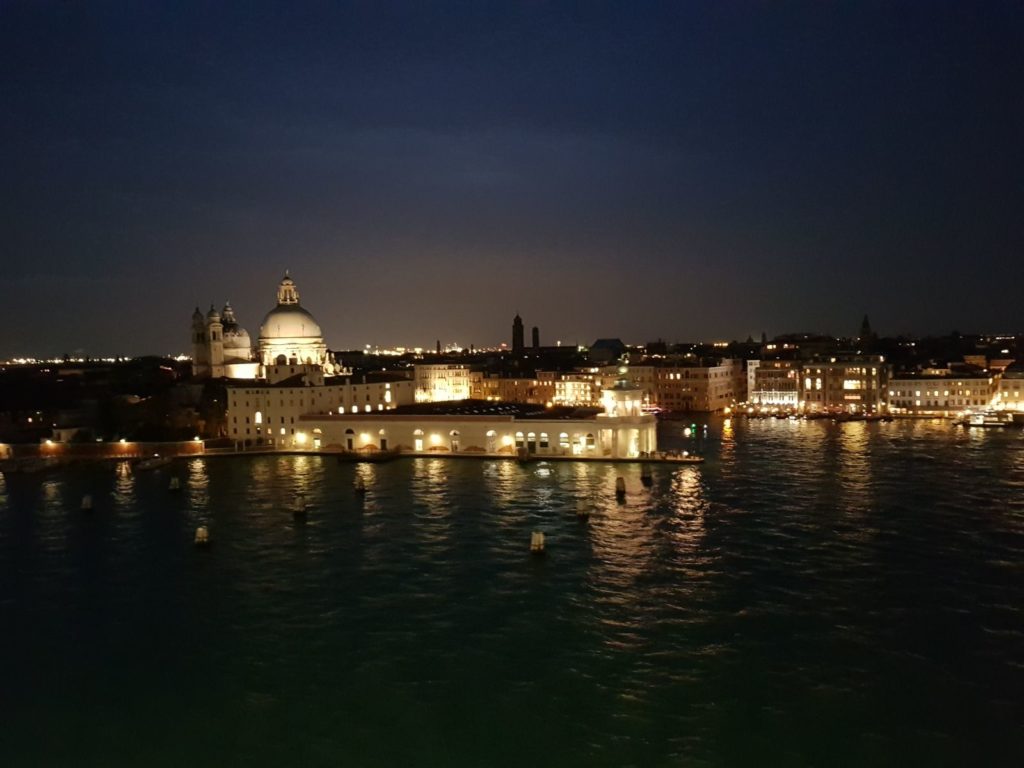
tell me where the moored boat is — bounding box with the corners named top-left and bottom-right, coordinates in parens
top-left (135, 455), bottom-right (174, 470)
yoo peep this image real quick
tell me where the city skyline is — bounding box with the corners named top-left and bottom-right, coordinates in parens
top-left (3, 2), bottom-right (1023, 357)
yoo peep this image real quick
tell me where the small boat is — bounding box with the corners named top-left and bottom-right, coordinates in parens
top-left (136, 455), bottom-right (173, 470)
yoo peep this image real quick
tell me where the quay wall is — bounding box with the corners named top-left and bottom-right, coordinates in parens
top-left (0, 441), bottom-right (205, 461)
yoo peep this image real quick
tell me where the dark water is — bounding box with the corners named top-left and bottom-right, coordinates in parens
top-left (1, 418), bottom-right (1022, 767)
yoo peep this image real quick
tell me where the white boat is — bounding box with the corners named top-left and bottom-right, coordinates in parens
top-left (136, 455), bottom-right (173, 470)
top-left (965, 412), bottom-right (1011, 428)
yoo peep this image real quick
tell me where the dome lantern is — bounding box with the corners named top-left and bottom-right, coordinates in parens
top-left (277, 272), bottom-right (299, 306)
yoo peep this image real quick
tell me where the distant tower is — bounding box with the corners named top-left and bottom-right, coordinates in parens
top-left (191, 307), bottom-right (208, 377)
top-left (512, 313), bottom-right (524, 353)
top-left (206, 305), bottom-right (225, 378)
top-left (860, 314), bottom-right (873, 340)
top-left (532, 326), bottom-right (540, 349)
top-left (436, 339), bottom-right (441, 355)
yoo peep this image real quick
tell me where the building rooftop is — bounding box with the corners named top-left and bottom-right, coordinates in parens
top-left (304, 399), bottom-right (601, 421)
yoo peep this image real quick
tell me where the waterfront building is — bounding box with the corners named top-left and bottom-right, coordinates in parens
top-left (748, 356), bottom-right (889, 413)
top-left (993, 364), bottom-right (1024, 411)
top-left (799, 356), bottom-right (889, 413)
top-left (652, 358), bottom-right (744, 412)
top-left (888, 373), bottom-right (994, 415)
top-left (468, 372), bottom-right (549, 404)
top-left (225, 365), bottom-right (414, 447)
top-left (298, 383), bottom-right (657, 459)
top-left (749, 360), bottom-right (801, 408)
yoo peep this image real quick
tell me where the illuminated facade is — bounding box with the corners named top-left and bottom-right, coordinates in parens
top-left (653, 359), bottom-right (744, 412)
top-left (749, 360), bottom-right (801, 408)
top-left (800, 357), bottom-right (888, 413)
top-left (414, 364), bottom-right (471, 402)
top-left (468, 373), bottom-right (550, 404)
top-left (748, 356), bottom-right (890, 413)
top-left (888, 374), bottom-right (994, 415)
top-left (994, 367), bottom-right (1024, 411)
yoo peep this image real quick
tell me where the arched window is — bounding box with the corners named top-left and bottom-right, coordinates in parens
top-left (515, 431), bottom-right (525, 449)
top-left (540, 432), bottom-right (549, 448)
top-left (559, 432), bottom-right (570, 449)
top-left (413, 429), bottom-right (424, 452)
top-left (254, 411), bottom-right (262, 425)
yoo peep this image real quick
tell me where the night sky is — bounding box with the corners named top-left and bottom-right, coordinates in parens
top-left (2, 1), bottom-right (1022, 357)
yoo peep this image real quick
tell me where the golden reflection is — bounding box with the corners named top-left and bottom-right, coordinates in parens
top-left (667, 467), bottom-right (711, 555)
top-left (187, 457), bottom-right (209, 511)
top-left (114, 461), bottom-right (136, 510)
top-left (836, 422), bottom-right (872, 513)
top-left (719, 417), bottom-right (735, 464)
top-left (289, 454), bottom-right (319, 497)
top-left (486, 459), bottom-right (527, 511)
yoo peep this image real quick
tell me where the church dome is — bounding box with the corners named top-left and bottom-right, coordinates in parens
top-left (258, 272), bottom-right (323, 340)
top-left (224, 327), bottom-right (251, 349)
top-left (259, 305), bottom-right (322, 339)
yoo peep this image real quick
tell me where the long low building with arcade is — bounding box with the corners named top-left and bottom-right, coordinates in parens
top-left (297, 385), bottom-right (656, 459)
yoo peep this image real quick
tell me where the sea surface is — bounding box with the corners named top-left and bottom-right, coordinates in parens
top-left (1, 417), bottom-right (1022, 767)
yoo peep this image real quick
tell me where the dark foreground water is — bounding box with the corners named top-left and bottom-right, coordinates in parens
top-left (1, 418), bottom-right (1022, 767)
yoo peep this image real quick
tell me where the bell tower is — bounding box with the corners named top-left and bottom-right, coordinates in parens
top-left (191, 307), bottom-right (209, 377)
top-left (207, 305), bottom-right (225, 378)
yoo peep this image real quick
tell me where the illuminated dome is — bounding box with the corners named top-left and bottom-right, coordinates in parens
top-left (256, 272), bottom-right (332, 370)
top-left (259, 305), bottom-right (322, 339)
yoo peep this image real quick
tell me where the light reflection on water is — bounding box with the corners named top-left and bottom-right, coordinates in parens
top-left (0, 417), bottom-right (1022, 766)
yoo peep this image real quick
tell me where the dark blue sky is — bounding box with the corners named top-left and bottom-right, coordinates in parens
top-left (2, 1), bottom-right (1022, 357)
